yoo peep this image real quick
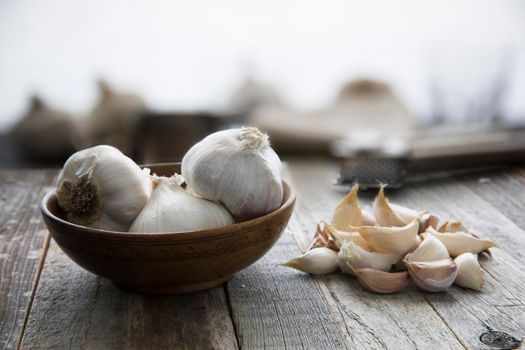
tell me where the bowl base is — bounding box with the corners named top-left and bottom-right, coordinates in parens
top-left (115, 275), bottom-right (233, 295)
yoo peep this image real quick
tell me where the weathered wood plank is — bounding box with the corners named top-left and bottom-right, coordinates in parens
top-left (20, 239), bottom-right (239, 350)
top-left (285, 159), bottom-right (465, 350)
top-left (377, 170), bottom-right (525, 349)
top-left (0, 169), bottom-right (56, 350)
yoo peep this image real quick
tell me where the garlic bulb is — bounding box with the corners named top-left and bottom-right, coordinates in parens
top-left (56, 145), bottom-right (152, 231)
top-left (282, 247), bottom-right (339, 275)
top-left (182, 127), bottom-right (283, 221)
top-left (338, 241), bottom-right (399, 274)
top-left (454, 253), bottom-right (483, 291)
top-left (129, 177), bottom-right (234, 233)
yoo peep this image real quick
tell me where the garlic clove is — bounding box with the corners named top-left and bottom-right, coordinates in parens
top-left (331, 184), bottom-right (363, 230)
top-left (282, 247), bottom-right (339, 275)
top-left (454, 253), bottom-right (483, 291)
top-left (129, 177), bottom-right (234, 233)
top-left (362, 209), bottom-right (377, 226)
top-left (425, 228), bottom-right (498, 258)
top-left (404, 258), bottom-right (458, 292)
top-left (182, 127), bottom-right (283, 221)
top-left (405, 234), bottom-right (450, 262)
top-left (324, 223), bottom-right (372, 251)
top-left (57, 145), bottom-right (152, 231)
top-left (373, 185), bottom-right (425, 227)
top-left (351, 219), bottom-right (420, 255)
top-left (338, 241), bottom-right (400, 274)
top-left (352, 268), bottom-right (409, 294)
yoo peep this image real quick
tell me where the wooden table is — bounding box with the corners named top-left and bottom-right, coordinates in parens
top-left (1, 159), bottom-right (524, 350)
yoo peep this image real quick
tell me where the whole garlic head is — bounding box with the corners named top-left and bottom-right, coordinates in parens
top-left (182, 127), bottom-right (283, 221)
top-left (56, 145), bottom-right (152, 231)
top-left (129, 177), bottom-right (234, 233)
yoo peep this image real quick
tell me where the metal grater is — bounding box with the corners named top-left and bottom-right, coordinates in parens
top-left (332, 127), bottom-right (525, 189)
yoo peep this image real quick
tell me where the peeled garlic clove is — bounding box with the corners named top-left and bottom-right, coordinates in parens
top-left (338, 241), bottom-right (399, 274)
top-left (282, 247), bottom-right (339, 275)
top-left (331, 184), bottom-right (363, 230)
top-left (182, 127), bottom-right (283, 221)
top-left (405, 234), bottom-right (450, 262)
top-left (351, 219), bottom-right (420, 255)
top-left (404, 258), bottom-right (458, 292)
top-left (129, 177), bottom-right (234, 233)
top-left (373, 185), bottom-right (425, 227)
top-left (352, 268), bottom-right (409, 294)
top-left (56, 145), bottom-right (152, 231)
top-left (425, 229), bottom-right (498, 258)
top-left (454, 253), bottom-right (483, 291)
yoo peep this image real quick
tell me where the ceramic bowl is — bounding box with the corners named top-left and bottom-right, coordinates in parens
top-left (40, 163), bottom-right (295, 294)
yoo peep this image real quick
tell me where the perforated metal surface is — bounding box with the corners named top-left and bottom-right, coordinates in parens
top-left (338, 157), bottom-right (407, 188)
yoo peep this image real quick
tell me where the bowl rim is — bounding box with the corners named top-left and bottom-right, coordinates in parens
top-left (40, 180), bottom-right (295, 240)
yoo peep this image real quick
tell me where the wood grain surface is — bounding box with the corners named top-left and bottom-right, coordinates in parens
top-left (2, 161), bottom-right (525, 350)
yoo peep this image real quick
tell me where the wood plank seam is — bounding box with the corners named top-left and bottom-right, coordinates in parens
top-left (424, 295), bottom-right (468, 350)
top-left (15, 232), bottom-right (51, 350)
top-left (223, 284), bottom-right (241, 350)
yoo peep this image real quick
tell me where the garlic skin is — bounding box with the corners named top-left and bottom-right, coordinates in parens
top-left (404, 258), bottom-right (458, 292)
top-left (352, 268), bottom-right (409, 294)
top-left (438, 220), bottom-right (468, 233)
top-left (425, 229), bottom-right (498, 258)
top-left (338, 241), bottom-right (399, 274)
top-left (57, 145), bottom-right (152, 231)
top-left (454, 253), bottom-right (483, 291)
top-left (282, 247), bottom-right (338, 275)
top-left (332, 184), bottom-right (362, 230)
top-left (373, 185), bottom-right (424, 227)
top-left (182, 127), bottom-right (283, 221)
top-left (324, 224), bottom-right (372, 251)
top-left (129, 177), bottom-right (234, 233)
top-left (351, 220), bottom-right (420, 255)
top-left (405, 234), bottom-right (450, 262)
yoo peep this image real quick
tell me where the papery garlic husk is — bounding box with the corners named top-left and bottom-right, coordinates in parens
top-left (425, 228), bottom-right (498, 258)
top-left (56, 145), bottom-right (152, 231)
top-left (454, 253), bottom-right (483, 291)
top-left (373, 185), bottom-right (425, 227)
top-left (182, 127), bottom-right (283, 221)
top-left (332, 184), bottom-right (363, 230)
top-left (351, 220), bottom-right (420, 255)
top-left (404, 258), bottom-right (458, 292)
top-left (352, 268), bottom-right (409, 294)
top-left (405, 234), bottom-right (450, 262)
top-left (437, 220), bottom-right (468, 233)
top-left (324, 223), bottom-right (372, 251)
top-left (419, 213), bottom-right (440, 233)
top-left (338, 241), bottom-right (399, 274)
top-left (129, 177), bottom-right (234, 233)
top-left (282, 247), bottom-right (339, 275)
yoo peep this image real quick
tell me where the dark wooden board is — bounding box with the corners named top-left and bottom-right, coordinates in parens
top-left (0, 169), bottom-right (56, 350)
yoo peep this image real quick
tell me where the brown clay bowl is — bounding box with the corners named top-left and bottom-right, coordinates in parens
top-left (40, 163), bottom-right (295, 294)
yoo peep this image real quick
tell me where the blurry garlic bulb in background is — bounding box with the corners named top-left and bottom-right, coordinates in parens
top-left (129, 177), bottom-right (234, 233)
top-left (88, 80), bottom-right (147, 155)
top-left (56, 145), bottom-right (152, 231)
top-left (182, 127), bottom-right (283, 221)
top-left (10, 96), bottom-right (86, 161)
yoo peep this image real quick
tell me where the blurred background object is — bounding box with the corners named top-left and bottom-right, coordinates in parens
top-left (0, 0), bottom-right (524, 169)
